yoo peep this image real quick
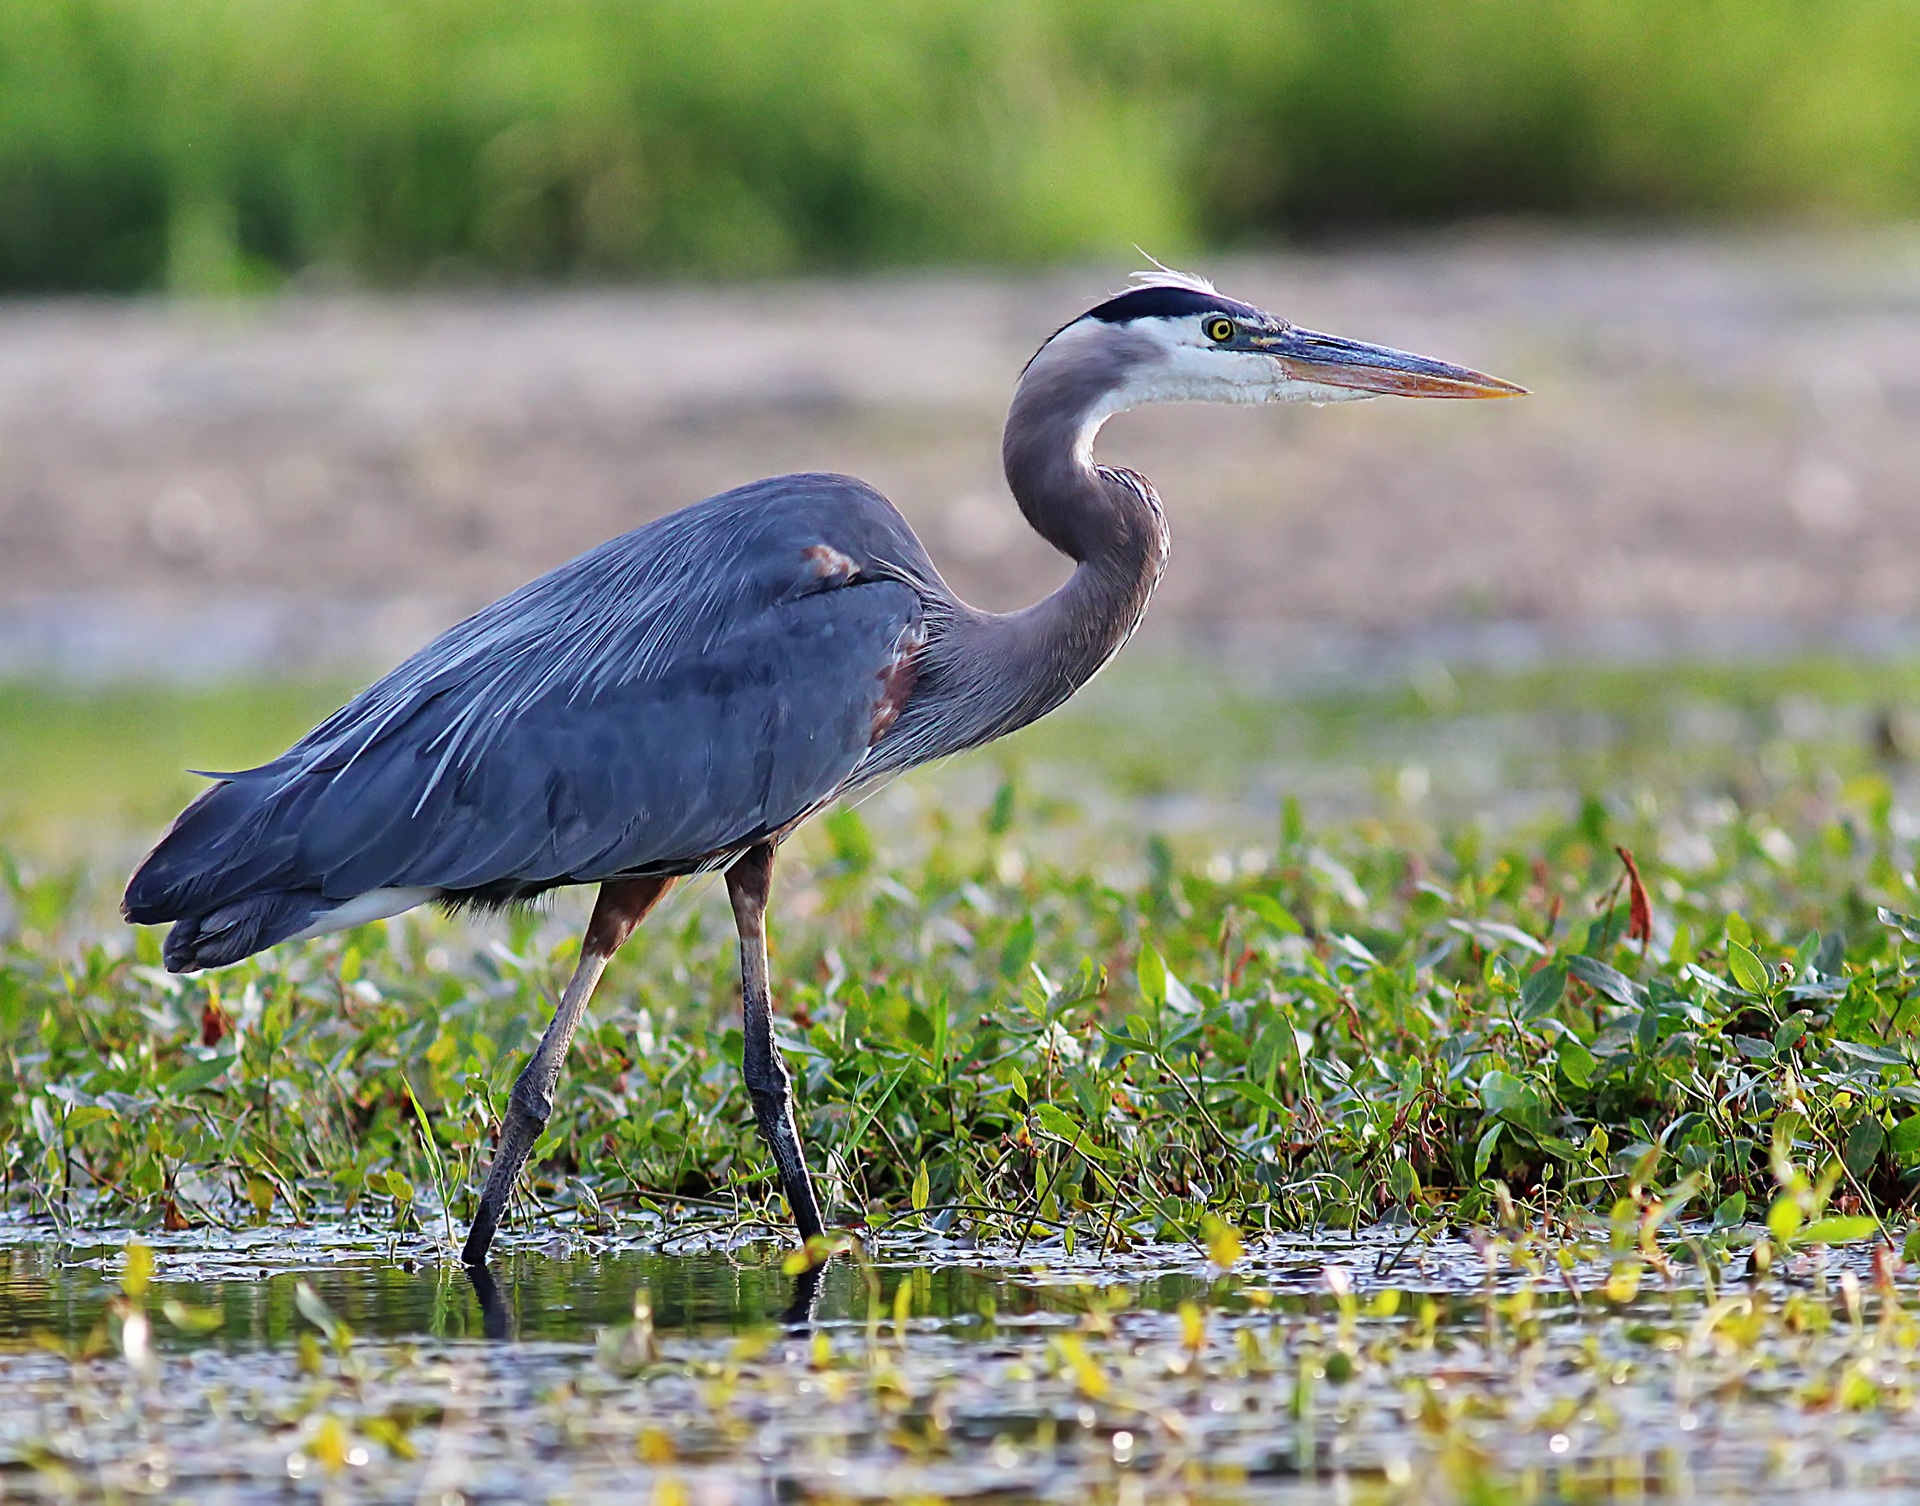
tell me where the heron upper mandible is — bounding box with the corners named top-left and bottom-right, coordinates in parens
top-left (123, 271), bottom-right (1523, 1264)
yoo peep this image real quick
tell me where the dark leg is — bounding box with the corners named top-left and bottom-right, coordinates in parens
top-left (726, 842), bottom-right (826, 1243)
top-left (781, 1262), bottom-right (827, 1330)
top-left (464, 1259), bottom-right (513, 1341)
top-left (461, 876), bottom-right (672, 1266)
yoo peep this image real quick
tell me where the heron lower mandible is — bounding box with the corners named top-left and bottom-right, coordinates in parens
top-left (123, 271), bottom-right (1523, 1264)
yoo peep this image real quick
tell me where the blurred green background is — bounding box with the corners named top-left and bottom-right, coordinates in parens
top-left (7, 0), bottom-right (1920, 292)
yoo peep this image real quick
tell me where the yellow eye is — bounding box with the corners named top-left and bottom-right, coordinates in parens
top-left (1205, 317), bottom-right (1235, 343)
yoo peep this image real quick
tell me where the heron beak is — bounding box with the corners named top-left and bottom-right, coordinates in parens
top-left (1252, 327), bottom-right (1527, 399)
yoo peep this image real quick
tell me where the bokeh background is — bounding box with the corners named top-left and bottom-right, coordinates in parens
top-left (4, 0), bottom-right (1920, 862)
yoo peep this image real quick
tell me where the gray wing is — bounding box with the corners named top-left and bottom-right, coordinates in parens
top-left (125, 474), bottom-right (932, 963)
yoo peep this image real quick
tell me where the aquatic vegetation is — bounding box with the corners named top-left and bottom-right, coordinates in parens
top-left (6, 1222), bottom-right (1920, 1501)
top-left (8, 659), bottom-right (1920, 1257)
top-left (8, 655), bottom-right (1920, 1497)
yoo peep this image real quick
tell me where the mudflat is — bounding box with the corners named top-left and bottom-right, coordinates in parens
top-left (1, 229), bottom-right (1916, 662)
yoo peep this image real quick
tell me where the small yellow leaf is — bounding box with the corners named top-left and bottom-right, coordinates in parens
top-left (651, 1476), bottom-right (690, 1506)
top-left (1204, 1215), bottom-right (1243, 1271)
top-left (1604, 1265), bottom-right (1641, 1304)
top-left (161, 1299), bottom-right (224, 1336)
top-left (1179, 1299), bottom-right (1205, 1351)
top-left (637, 1427), bottom-right (675, 1464)
top-left (120, 1241), bottom-right (153, 1302)
top-left (310, 1416), bottom-right (349, 1473)
top-left (1768, 1192), bottom-right (1804, 1245)
top-left (1055, 1333), bottom-right (1108, 1399)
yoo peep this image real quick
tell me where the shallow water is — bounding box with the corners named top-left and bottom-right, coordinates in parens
top-left (0, 1232), bottom-right (1216, 1350)
top-left (5, 1214), bottom-right (1920, 1503)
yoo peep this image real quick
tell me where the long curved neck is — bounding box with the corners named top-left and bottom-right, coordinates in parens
top-left (885, 356), bottom-right (1167, 763)
top-left (999, 375), bottom-right (1167, 666)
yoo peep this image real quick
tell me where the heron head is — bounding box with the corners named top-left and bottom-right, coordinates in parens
top-left (1028, 269), bottom-right (1526, 419)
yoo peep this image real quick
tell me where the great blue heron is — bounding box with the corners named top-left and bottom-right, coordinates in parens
top-left (123, 271), bottom-right (1522, 1265)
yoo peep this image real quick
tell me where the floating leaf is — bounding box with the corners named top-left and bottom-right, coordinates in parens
top-left (161, 1299), bottom-right (224, 1336)
top-left (121, 1241), bottom-right (152, 1302)
top-left (1798, 1216), bottom-right (1880, 1246)
top-left (1203, 1215), bottom-right (1242, 1271)
top-left (294, 1281), bottom-right (349, 1346)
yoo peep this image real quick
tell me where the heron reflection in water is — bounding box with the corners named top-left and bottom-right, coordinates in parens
top-left (124, 271), bottom-right (1524, 1284)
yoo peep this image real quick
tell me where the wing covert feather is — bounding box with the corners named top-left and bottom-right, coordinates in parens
top-left (123, 474), bottom-right (937, 922)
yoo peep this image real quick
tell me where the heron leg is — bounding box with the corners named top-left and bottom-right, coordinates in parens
top-left (727, 842), bottom-right (826, 1243)
top-left (461, 875), bottom-right (672, 1267)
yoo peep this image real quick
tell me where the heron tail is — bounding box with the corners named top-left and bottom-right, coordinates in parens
top-left (156, 889), bottom-right (331, 973)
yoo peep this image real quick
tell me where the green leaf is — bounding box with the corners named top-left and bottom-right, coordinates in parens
top-left (1031, 1102), bottom-right (1083, 1141)
top-left (1473, 1121), bottom-right (1503, 1181)
top-left (1137, 944), bottom-right (1168, 1011)
top-left (1242, 894), bottom-right (1301, 936)
top-left (1450, 918), bottom-right (1548, 957)
top-left (1519, 961), bottom-right (1567, 1018)
top-left (998, 914), bottom-right (1036, 981)
top-left (984, 779), bottom-right (1016, 836)
top-left (1844, 1118), bottom-right (1887, 1180)
top-left (1832, 988), bottom-right (1875, 1039)
top-left (163, 1051), bottom-right (237, 1098)
top-left (1568, 954), bottom-right (1642, 1007)
top-left (1711, 1191), bottom-right (1747, 1228)
top-left (1797, 1216), bottom-right (1880, 1246)
top-left (1479, 1069), bottom-right (1530, 1120)
top-left (823, 807), bottom-right (873, 871)
top-left (1832, 1040), bottom-right (1905, 1067)
top-left (1248, 1022), bottom-right (1284, 1085)
top-left (1727, 940), bottom-right (1770, 996)
top-left (1878, 906), bottom-right (1920, 943)
top-left (1892, 1114), bottom-right (1920, 1163)
top-left (1555, 1032), bottom-right (1597, 1089)
top-left (910, 1160), bottom-right (929, 1212)
top-left (1223, 1078), bottom-right (1288, 1118)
